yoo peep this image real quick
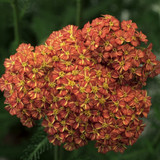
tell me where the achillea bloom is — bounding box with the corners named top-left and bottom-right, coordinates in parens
top-left (0, 15), bottom-right (160, 153)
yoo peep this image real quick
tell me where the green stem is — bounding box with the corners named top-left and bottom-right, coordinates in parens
top-left (54, 145), bottom-right (58, 160)
top-left (76, 0), bottom-right (81, 27)
top-left (59, 145), bottom-right (63, 160)
top-left (11, 0), bottom-right (20, 45)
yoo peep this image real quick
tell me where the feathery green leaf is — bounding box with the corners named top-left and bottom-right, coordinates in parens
top-left (20, 127), bottom-right (53, 160)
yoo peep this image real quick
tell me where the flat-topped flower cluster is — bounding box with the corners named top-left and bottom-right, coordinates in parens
top-left (0, 15), bottom-right (160, 153)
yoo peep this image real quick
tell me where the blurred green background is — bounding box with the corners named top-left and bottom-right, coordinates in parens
top-left (0, 0), bottom-right (160, 160)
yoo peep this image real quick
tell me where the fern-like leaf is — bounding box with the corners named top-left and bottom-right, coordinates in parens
top-left (20, 127), bottom-right (53, 160)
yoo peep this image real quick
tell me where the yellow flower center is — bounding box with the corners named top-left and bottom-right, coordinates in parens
top-left (80, 87), bottom-right (85, 93)
top-left (87, 28), bottom-right (91, 33)
top-left (126, 104), bottom-right (130, 109)
top-left (123, 92), bottom-right (127, 97)
top-left (105, 40), bottom-right (110, 46)
top-left (109, 112), bottom-right (114, 117)
top-left (134, 56), bottom-right (139, 60)
top-left (59, 71), bottom-right (65, 78)
top-left (84, 66), bottom-right (90, 71)
top-left (48, 122), bottom-right (53, 128)
top-left (42, 96), bottom-right (46, 102)
top-left (112, 48), bottom-right (117, 52)
top-left (20, 80), bottom-right (25, 86)
top-left (16, 98), bottom-right (21, 103)
top-left (11, 61), bottom-right (15, 65)
top-left (84, 110), bottom-right (91, 117)
top-left (124, 51), bottom-right (128, 55)
top-left (22, 62), bottom-right (27, 67)
top-left (121, 115), bottom-right (125, 120)
top-left (93, 128), bottom-right (98, 134)
top-left (146, 59), bottom-right (151, 64)
top-left (120, 36), bottom-right (125, 41)
top-left (92, 86), bottom-right (98, 93)
top-left (134, 97), bottom-right (139, 103)
top-left (53, 96), bottom-right (58, 102)
top-left (96, 70), bottom-right (102, 77)
top-left (84, 98), bottom-right (90, 104)
top-left (65, 51), bottom-right (70, 55)
top-left (114, 101), bottom-right (119, 107)
top-left (102, 123), bottom-right (108, 128)
top-left (49, 82), bottom-right (56, 88)
top-left (76, 117), bottom-right (81, 123)
top-left (119, 60), bottom-right (125, 67)
top-left (36, 108), bottom-right (41, 113)
top-left (9, 89), bottom-right (14, 95)
top-left (55, 134), bottom-right (60, 139)
top-left (72, 70), bottom-right (79, 75)
top-left (116, 135), bottom-right (122, 139)
top-left (119, 74), bottom-right (124, 79)
top-left (127, 24), bottom-right (131, 28)
top-left (79, 54), bottom-right (85, 59)
top-left (53, 109), bottom-right (59, 115)
top-left (80, 134), bottom-right (85, 140)
top-left (68, 80), bottom-right (75, 86)
top-left (109, 21), bottom-right (113, 27)
top-left (34, 87), bottom-right (41, 93)
top-left (60, 42), bottom-right (65, 47)
top-left (130, 115), bottom-right (135, 121)
top-left (103, 82), bottom-right (108, 89)
top-left (105, 134), bottom-right (110, 140)
top-left (107, 72), bottom-right (111, 78)
top-left (137, 126), bottom-right (140, 131)
top-left (85, 76), bottom-right (90, 82)
top-left (99, 97), bottom-right (106, 104)
top-left (52, 56), bottom-right (59, 61)
top-left (131, 68), bottom-right (136, 73)
top-left (68, 129), bottom-right (74, 135)
top-left (91, 41), bottom-right (95, 45)
top-left (32, 68), bottom-right (38, 73)
top-left (4, 80), bottom-right (8, 85)
top-left (99, 30), bottom-right (102, 35)
top-left (75, 101), bottom-right (79, 106)
top-left (132, 36), bottom-right (136, 41)
top-left (61, 120), bottom-right (66, 126)
top-left (64, 95), bottom-right (71, 101)
top-left (65, 61), bottom-right (72, 66)
top-left (48, 46), bottom-right (53, 50)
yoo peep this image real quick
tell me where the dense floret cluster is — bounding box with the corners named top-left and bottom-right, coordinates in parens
top-left (0, 15), bottom-right (160, 153)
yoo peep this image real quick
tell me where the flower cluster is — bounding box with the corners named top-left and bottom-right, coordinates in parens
top-left (0, 15), bottom-right (160, 153)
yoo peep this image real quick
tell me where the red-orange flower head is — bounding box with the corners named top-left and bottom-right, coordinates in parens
top-left (0, 15), bottom-right (160, 153)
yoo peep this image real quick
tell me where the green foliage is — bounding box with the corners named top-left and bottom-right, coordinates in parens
top-left (0, 0), bottom-right (160, 160)
top-left (20, 127), bottom-right (53, 160)
top-left (0, 0), bottom-right (13, 3)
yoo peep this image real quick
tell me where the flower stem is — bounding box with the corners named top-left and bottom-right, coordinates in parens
top-left (11, 0), bottom-right (20, 45)
top-left (54, 145), bottom-right (58, 160)
top-left (76, 0), bottom-right (81, 27)
top-left (59, 145), bottom-right (63, 160)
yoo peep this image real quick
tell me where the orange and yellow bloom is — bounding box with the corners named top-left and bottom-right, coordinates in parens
top-left (0, 14), bottom-right (160, 153)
